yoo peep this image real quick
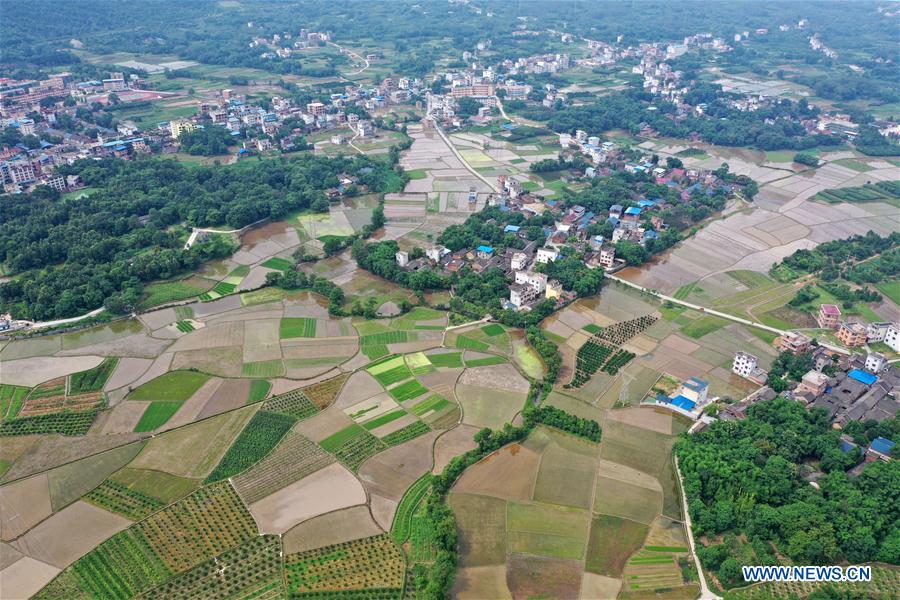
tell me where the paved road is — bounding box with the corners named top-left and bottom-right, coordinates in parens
top-left (434, 125), bottom-right (500, 193)
top-left (607, 274), bottom-right (786, 335)
top-left (607, 274), bottom-right (855, 355)
top-left (675, 457), bottom-right (723, 600)
top-left (327, 41), bottom-right (370, 77)
top-left (25, 307), bottom-right (106, 330)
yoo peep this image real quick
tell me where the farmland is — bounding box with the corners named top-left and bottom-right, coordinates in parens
top-left (283, 534), bottom-right (405, 596)
top-left (204, 410), bottom-right (295, 483)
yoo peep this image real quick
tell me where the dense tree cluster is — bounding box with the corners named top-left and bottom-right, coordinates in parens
top-left (773, 231), bottom-right (899, 283)
top-left (543, 90), bottom-right (838, 151)
top-left (766, 350), bottom-right (814, 392)
top-left (0, 154), bottom-right (395, 319)
top-left (522, 404), bottom-right (601, 441)
top-left (264, 269), bottom-right (345, 314)
top-left (177, 126), bottom-right (238, 155)
top-left (678, 398), bottom-right (899, 588)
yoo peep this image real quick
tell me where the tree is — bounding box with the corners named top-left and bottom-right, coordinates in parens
top-left (793, 152), bottom-right (819, 167)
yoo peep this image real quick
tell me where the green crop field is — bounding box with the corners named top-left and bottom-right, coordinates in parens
top-left (388, 379), bottom-right (429, 402)
top-left (127, 371), bottom-right (210, 402)
top-left (247, 379), bottom-right (271, 403)
top-left (319, 424), bottom-right (386, 470)
top-left (427, 352), bottom-right (463, 368)
top-left (280, 317), bottom-right (317, 338)
top-left (381, 421), bottom-right (430, 446)
top-left (242, 359), bottom-right (285, 377)
top-left (138, 279), bottom-right (211, 309)
top-left (465, 355), bottom-right (506, 367)
top-left (69, 358), bottom-right (118, 394)
top-left (391, 473), bottom-right (432, 543)
top-left (481, 323), bottom-right (505, 337)
top-left (261, 257), bottom-right (294, 271)
top-left (454, 335), bottom-right (490, 351)
top-left (362, 408), bottom-right (407, 430)
top-left (410, 395), bottom-right (451, 416)
top-left (360, 330), bottom-right (409, 346)
top-left (134, 401), bottom-right (182, 432)
top-left (0, 410), bottom-right (100, 437)
top-left (204, 410), bottom-right (295, 483)
top-left (84, 479), bottom-right (166, 521)
top-left (0, 384), bottom-right (29, 420)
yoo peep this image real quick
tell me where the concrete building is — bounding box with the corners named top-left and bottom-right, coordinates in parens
top-left (306, 102), bottom-right (327, 116)
top-left (816, 304), bottom-right (841, 329)
top-left (545, 280), bottom-right (563, 300)
top-left (774, 331), bottom-right (812, 354)
top-left (796, 370), bottom-right (830, 397)
top-left (169, 119), bottom-right (195, 139)
top-left (598, 245), bottom-right (616, 269)
top-left (732, 352), bottom-right (758, 378)
top-left (426, 245), bottom-right (449, 263)
top-left (866, 322), bottom-right (892, 343)
top-left (885, 323), bottom-right (900, 352)
top-left (395, 251), bottom-right (409, 267)
top-left (511, 252), bottom-right (528, 271)
top-left (536, 247), bottom-right (559, 264)
top-left (677, 377), bottom-right (709, 404)
top-left (837, 322), bottom-right (868, 348)
top-left (865, 352), bottom-right (887, 374)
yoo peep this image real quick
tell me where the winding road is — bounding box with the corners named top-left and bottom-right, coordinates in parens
top-left (675, 457), bottom-right (723, 600)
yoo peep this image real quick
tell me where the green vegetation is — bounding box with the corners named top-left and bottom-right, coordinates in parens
top-left (137, 279), bottom-right (212, 310)
top-left (127, 371), bottom-right (210, 402)
top-left (283, 534), bottom-right (405, 596)
top-left (464, 355), bottom-right (507, 367)
top-left (0, 409), bottom-right (100, 437)
top-left (247, 379), bottom-right (271, 404)
top-left (174, 320), bottom-right (195, 332)
top-left (361, 408), bottom-right (407, 430)
top-left (453, 335), bottom-right (490, 351)
top-left (367, 357), bottom-right (414, 386)
top-left (680, 315), bottom-right (729, 339)
top-left (320, 424), bottom-right (386, 471)
top-left (388, 379), bottom-right (429, 402)
top-left (84, 479), bottom-right (165, 521)
top-left (0, 384), bottom-right (29, 420)
top-left (410, 395), bottom-right (451, 416)
top-left (481, 323), bottom-right (505, 337)
top-left (381, 421), bottom-right (431, 446)
top-left (678, 399), bottom-right (898, 588)
top-left (262, 257), bottom-right (294, 271)
top-left (772, 231), bottom-right (898, 285)
top-left (241, 359), bottom-right (284, 378)
top-left (204, 410), bottom-right (295, 483)
top-left (391, 474), bottom-right (433, 543)
top-left (816, 180), bottom-right (900, 205)
top-left (280, 317), bottom-right (317, 338)
top-left (69, 358), bottom-right (118, 394)
top-left (133, 401), bottom-right (182, 432)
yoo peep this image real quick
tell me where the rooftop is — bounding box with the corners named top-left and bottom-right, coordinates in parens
top-left (870, 436), bottom-right (896, 455)
top-left (820, 304), bottom-right (841, 316)
top-left (847, 369), bottom-right (877, 386)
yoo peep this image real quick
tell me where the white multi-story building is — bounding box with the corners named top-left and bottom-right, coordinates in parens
top-left (514, 270), bottom-right (547, 293)
top-left (511, 252), bottom-right (528, 271)
top-left (865, 352), bottom-right (887, 374)
top-left (395, 251), bottom-right (409, 267)
top-left (535, 247), bottom-right (559, 264)
top-left (885, 323), bottom-right (900, 352)
top-left (867, 322), bottom-right (892, 343)
top-left (732, 352), bottom-right (758, 378)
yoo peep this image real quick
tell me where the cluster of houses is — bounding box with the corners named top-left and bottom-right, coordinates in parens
top-left (0, 68), bottom-right (426, 192)
top-left (813, 304), bottom-right (900, 351)
top-left (248, 28), bottom-right (331, 60)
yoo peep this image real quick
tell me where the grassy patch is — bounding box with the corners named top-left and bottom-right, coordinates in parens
top-left (586, 515), bottom-right (649, 577)
top-left (247, 380), bottom-right (271, 404)
top-left (407, 168), bottom-right (428, 180)
top-left (583, 323), bottom-right (603, 334)
top-left (680, 316), bottom-right (729, 339)
top-left (127, 371), bottom-right (210, 402)
top-left (138, 279), bottom-right (211, 309)
top-left (673, 282), bottom-right (698, 300)
top-left (1, 384), bottom-right (30, 420)
top-left (454, 335), bottom-right (490, 351)
top-left (481, 323), bottom-right (505, 337)
top-left (279, 317), bottom-right (317, 338)
top-left (242, 360), bottom-right (285, 378)
top-left (134, 402), bottom-right (182, 432)
top-left (876, 280), bottom-right (900, 305)
top-left (465, 355), bottom-right (507, 367)
top-left (261, 257), bottom-right (294, 272)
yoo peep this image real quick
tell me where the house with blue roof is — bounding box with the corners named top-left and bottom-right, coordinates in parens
top-left (847, 369), bottom-right (877, 386)
top-left (679, 377), bottom-right (709, 403)
top-left (638, 199), bottom-right (656, 208)
top-left (476, 245), bottom-right (494, 259)
top-left (504, 225), bottom-right (521, 234)
top-left (624, 206), bottom-right (642, 216)
top-left (869, 437), bottom-right (896, 458)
